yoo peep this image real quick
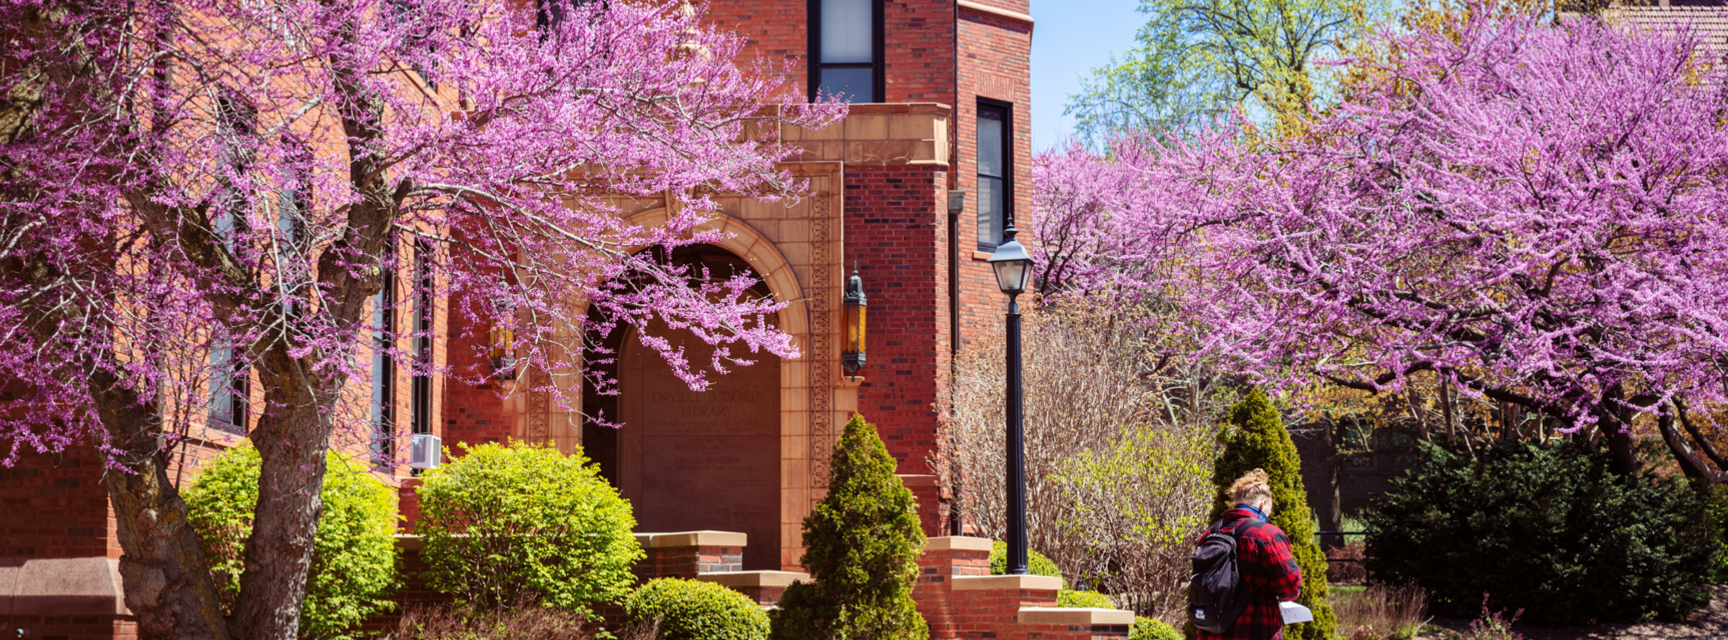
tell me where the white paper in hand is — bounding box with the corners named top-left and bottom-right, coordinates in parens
top-left (1279, 601), bottom-right (1314, 624)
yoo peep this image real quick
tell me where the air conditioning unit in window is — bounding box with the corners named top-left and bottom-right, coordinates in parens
top-left (409, 433), bottom-right (442, 470)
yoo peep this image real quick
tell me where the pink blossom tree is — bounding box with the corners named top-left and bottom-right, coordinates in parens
top-left (0, 0), bottom-right (841, 637)
top-left (1033, 5), bottom-right (1728, 480)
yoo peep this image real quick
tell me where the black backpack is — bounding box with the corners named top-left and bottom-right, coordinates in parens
top-left (1188, 517), bottom-right (1262, 634)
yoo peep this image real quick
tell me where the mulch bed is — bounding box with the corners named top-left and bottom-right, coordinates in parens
top-left (1415, 585), bottom-right (1728, 640)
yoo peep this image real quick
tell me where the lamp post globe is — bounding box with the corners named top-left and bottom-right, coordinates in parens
top-left (986, 223), bottom-right (1034, 575)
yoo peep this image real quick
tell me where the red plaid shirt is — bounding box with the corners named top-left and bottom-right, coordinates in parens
top-left (1198, 508), bottom-right (1304, 640)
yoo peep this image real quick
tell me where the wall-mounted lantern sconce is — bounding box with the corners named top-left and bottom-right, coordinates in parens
top-left (841, 264), bottom-right (867, 379)
top-left (488, 296), bottom-right (516, 379)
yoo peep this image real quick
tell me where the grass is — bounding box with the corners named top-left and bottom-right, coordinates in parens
top-left (1331, 583), bottom-right (1429, 640)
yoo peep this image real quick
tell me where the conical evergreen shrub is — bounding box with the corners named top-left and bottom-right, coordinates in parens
top-left (1208, 388), bottom-right (1336, 640)
top-left (769, 414), bottom-right (928, 640)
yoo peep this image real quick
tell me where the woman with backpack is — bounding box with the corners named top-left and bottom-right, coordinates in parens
top-left (1190, 469), bottom-right (1304, 640)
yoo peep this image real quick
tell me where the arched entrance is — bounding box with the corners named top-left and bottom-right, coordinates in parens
top-left (589, 244), bottom-right (784, 570)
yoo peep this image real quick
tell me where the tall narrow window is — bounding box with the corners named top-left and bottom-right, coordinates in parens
top-left (976, 102), bottom-right (1010, 250)
top-left (809, 0), bottom-right (882, 103)
top-left (371, 241), bottom-right (397, 463)
top-left (209, 89), bottom-right (254, 435)
top-left (411, 239), bottom-right (435, 436)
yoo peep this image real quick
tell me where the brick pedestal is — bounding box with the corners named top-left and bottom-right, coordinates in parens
top-left (913, 536), bottom-right (1130, 640)
top-left (632, 531), bottom-right (746, 581)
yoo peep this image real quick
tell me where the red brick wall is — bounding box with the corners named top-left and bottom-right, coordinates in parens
top-left (842, 163), bottom-right (950, 477)
top-left (955, 1), bottom-right (1033, 354)
top-left (0, 446), bottom-right (112, 559)
top-left (886, 0), bottom-right (959, 104)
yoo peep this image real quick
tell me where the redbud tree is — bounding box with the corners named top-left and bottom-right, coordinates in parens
top-left (0, 1), bottom-right (841, 638)
top-left (1033, 6), bottom-right (1728, 480)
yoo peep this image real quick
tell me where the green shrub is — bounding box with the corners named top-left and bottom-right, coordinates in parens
top-left (1364, 440), bottom-right (1714, 625)
top-left (1706, 483), bottom-right (1728, 585)
top-left (1057, 589), bottom-right (1114, 609)
top-left (625, 578), bottom-right (769, 640)
top-left (1209, 388), bottom-right (1336, 640)
top-left (416, 441), bottom-right (642, 621)
top-left (1129, 617), bottom-right (1180, 640)
top-left (769, 414), bottom-right (927, 640)
top-left (184, 443), bottom-right (399, 640)
top-left (988, 540), bottom-right (1061, 578)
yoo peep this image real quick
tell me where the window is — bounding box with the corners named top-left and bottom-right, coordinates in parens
top-left (371, 241), bottom-right (397, 463)
top-left (209, 335), bottom-right (249, 434)
top-left (411, 239), bottom-right (435, 436)
top-left (809, 0), bottom-right (882, 103)
top-left (976, 101), bottom-right (1010, 250)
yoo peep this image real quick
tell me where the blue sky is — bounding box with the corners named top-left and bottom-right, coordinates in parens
top-left (1029, 0), bottom-right (1146, 150)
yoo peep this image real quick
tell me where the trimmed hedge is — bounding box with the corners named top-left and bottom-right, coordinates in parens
top-left (625, 578), bottom-right (769, 640)
top-left (1365, 441), bottom-right (1714, 624)
top-left (988, 540), bottom-right (1062, 578)
top-left (1130, 617), bottom-right (1181, 640)
top-left (769, 415), bottom-right (927, 640)
top-left (184, 443), bottom-right (399, 640)
top-left (1209, 388), bottom-right (1336, 640)
top-left (1056, 590), bottom-right (1114, 609)
top-left (416, 441), bottom-right (641, 621)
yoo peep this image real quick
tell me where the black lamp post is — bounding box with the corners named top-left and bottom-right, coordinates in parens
top-left (842, 264), bottom-right (867, 379)
top-left (987, 223), bottom-right (1034, 575)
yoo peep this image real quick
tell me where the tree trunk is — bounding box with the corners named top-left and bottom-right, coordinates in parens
top-left (228, 349), bottom-right (341, 639)
top-left (91, 374), bottom-right (232, 640)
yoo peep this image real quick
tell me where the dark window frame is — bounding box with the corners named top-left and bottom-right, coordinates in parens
top-left (371, 240), bottom-right (398, 466)
top-left (807, 0), bottom-right (885, 103)
top-left (410, 239), bottom-right (435, 437)
top-left (975, 99), bottom-right (1013, 251)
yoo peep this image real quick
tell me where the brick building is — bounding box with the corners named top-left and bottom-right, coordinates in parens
top-left (0, 0), bottom-right (1036, 632)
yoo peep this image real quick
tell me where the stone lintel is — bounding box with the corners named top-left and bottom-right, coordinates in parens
top-left (694, 570), bottom-right (811, 588)
top-left (1017, 607), bottom-right (1135, 625)
top-left (6, 556), bottom-right (128, 616)
top-left (950, 574), bottom-right (1063, 591)
top-left (923, 536), bottom-right (993, 552)
top-left (643, 530), bottom-right (749, 548)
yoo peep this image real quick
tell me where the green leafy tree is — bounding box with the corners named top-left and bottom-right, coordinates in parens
top-left (416, 441), bottom-right (642, 622)
top-left (1066, 0), bottom-right (1387, 143)
top-left (770, 415), bottom-right (927, 640)
top-left (184, 444), bottom-right (399, 640)
top-left (1209, 389), bottom-right (1336, 640)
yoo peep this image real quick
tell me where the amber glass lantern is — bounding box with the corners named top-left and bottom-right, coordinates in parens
top-left (488, 297), bottom-right (515, 379)
top-left (842, 265), bottom-right (867, 378)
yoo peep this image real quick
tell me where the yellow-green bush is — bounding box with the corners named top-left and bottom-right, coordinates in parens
top-left (1057, 590), bottom-right (1114, 609)
top-left (184, 443), bottom-right (399, 640)
top-left (625, 578), bottom-right (769, 640)
top-left (988, 540), bottom-right (1062, 578)
top-left (1130, 617), bottom-right (1181, 640)
top-left (416, 441), bottom-right (641, 622)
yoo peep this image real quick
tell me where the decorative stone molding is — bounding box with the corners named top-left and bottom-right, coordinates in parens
top-left (642, 530), bottom-right (749, 548)
top-left (923, 536), bottom-right (993, 552)
top-left (950, 574), bottom-right (1064, 591)
top-left (1018, 607), bottom-right (1136, 625)
top-left (958, 0), bottom-right (1035, 26)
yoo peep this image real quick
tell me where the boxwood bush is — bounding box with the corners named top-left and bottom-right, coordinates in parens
top-left (184, 443), bottom-right (399, 640)
top-left (1056, 589), bottom-right (1114, 609)
top-left (416, 441), bottom-right (642, 621)
top-left (988, 540), bottom-right (1062, 578)
top-left (1365, 441), bottom-right (1714, 625)
top-left (625, 578), bottom-right (769, 640)
top-left (1130, 617), bottom-right (1181, 640)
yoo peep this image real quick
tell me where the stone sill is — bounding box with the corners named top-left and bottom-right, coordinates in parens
top-left (634, 530), bottom-right (748, 548)
top-left (950, 574), bottom-right (1063, 591)
top-left (1018, 607), bottom-right (1134, 625)
top-left (923, 536), bottom-right (992, 552)
top-left (695, 570), bottom-right (810, 588)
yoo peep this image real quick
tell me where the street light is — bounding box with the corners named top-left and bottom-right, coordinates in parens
top-left (842, 264), bottom-right (867, 379)
top-left (987, 223), bottom-right (1033, 575)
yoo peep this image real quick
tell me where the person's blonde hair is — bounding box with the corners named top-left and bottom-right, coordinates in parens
top-left (1229, 469), bottom-right (1273, 506)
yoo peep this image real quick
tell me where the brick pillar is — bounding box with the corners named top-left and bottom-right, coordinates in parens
top-left (912, 536), bottom-right (1130, 640)
top-left (631, 531), bottom-right (746, 581)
